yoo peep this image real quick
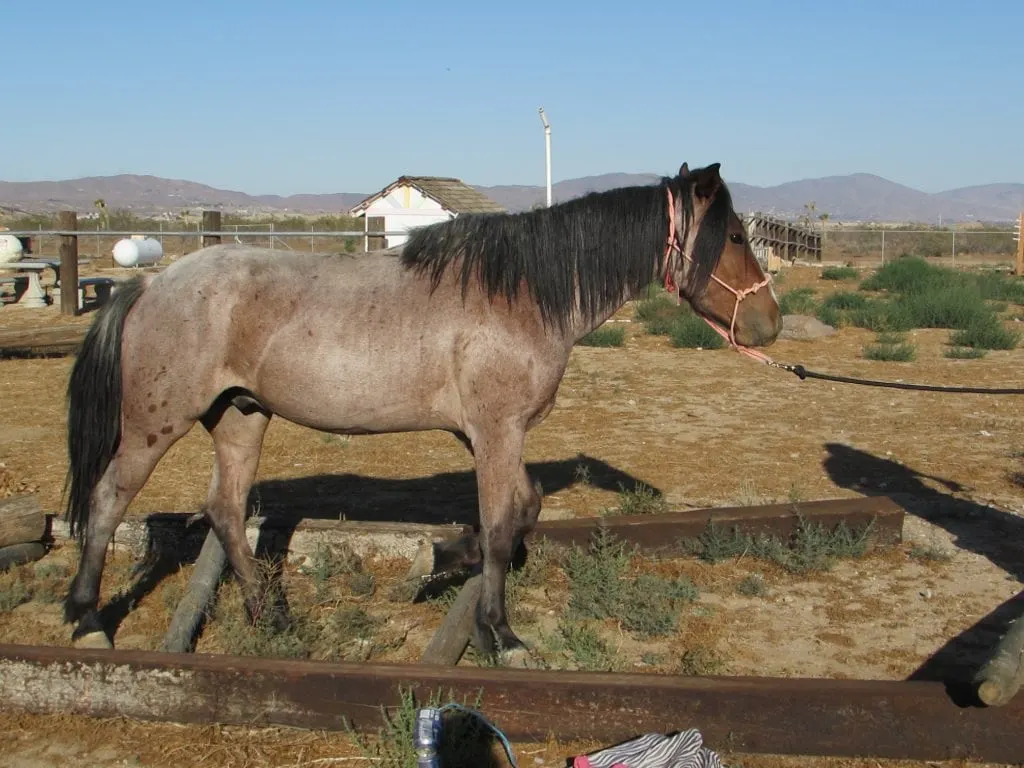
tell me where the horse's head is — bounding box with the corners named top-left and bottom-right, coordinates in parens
top-left (663, 162), bottom-right (782, 348)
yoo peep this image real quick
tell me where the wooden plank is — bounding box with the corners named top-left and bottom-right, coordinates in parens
top-left (0, 542), bottom-right (46, 571)
top-left (419, 574), bottom-right (481, 665)
top-left (58, 211), bottom-right (79, 316)
top-left (0, 643), bottom-right (1020, 763)
top-left (528, 495), bottom-right (903, 552)
top-left (48, 513), bottom-right (472, 564)
top-left (0, 494), bottom-right (45, 548)
top-left (0, 325), bottom-right (87, 358)
top-left (160, 529), bottom-right (227, 653)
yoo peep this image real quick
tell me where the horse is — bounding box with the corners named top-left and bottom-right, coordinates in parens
top-left (62, 161), bottom-right (782, 661)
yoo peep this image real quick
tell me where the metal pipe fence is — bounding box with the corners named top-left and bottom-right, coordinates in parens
top-left (3, 225), bottom-right (1019, 269)
top-left (2, 228), bottom-right (406, 261)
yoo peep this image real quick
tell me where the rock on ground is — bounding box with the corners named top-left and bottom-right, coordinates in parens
top-left (780, 314), bottom-right (836, 341)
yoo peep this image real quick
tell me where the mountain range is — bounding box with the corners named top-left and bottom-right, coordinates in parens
top-left (1, 172), bottom-right (1022, 224)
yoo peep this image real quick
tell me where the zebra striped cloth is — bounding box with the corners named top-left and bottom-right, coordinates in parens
top-left (572, 730), bottom-right (722, 768)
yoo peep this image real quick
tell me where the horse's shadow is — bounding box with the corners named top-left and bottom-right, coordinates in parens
top-left (822, 442), bottom-right (1024, 692)
top-left (100, 454), bottom-right (657, 640)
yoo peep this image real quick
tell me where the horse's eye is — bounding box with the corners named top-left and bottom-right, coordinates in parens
top-left (729, 233), bottom-right (744, 245)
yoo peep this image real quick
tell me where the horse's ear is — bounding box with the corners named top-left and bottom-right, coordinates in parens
top-left (679, 163), bottom-right (691, 179)
top-left (693, 163), bottom-right (722, 200)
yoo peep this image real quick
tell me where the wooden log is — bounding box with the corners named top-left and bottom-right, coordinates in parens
top-left (160, 529), bottom-right (227, 654)
top-left (975, 610), bottom-right (1024, 706)
top-left (0, 324), bottom-right (87, 358)
top-left (419, 574), bottom-right (481, 665)
top-left (0, 542), bottom-right (47, 572)
top-left (201, 211), bottom-right (222, 249)
top-left (2, 643), bottom-right (1024, 763)
top-left (0, 494), bottom-right (45, 548)
top-left (58, 211), bottom-right (78, 316)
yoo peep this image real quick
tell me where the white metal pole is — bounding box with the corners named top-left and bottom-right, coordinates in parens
top-left (538, 107), bottom-right (552, 207)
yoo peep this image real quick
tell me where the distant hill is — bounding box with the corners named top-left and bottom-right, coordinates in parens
top-left (1, 171), bottom-right (1021, 224)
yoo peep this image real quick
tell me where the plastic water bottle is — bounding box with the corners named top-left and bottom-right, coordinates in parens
top-left (414, 707), bottom-right (442, 768)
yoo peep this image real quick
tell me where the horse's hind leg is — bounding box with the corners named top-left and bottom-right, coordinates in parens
top-left (199, 396), bottom-right (276, 628)
top-left (66, 425), bottom-right (191, 647)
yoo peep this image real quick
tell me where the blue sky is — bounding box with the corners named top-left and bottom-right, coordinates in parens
top-left (3, 0), bottom-right (1020, 195)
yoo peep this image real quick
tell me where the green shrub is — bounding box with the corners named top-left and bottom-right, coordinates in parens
top-left (821, 266), bottom-right (858, 280)
top-left (578, 325), bottom-right (626, 347)
top-left (945, 346), bottom-right (987, 359)
top-left (863, 339), bottom-right (917, 362)
top-left (668, 314), bottom-right (726, 349)
top-left (778, 287), bottom-right (816, 315)
top-left (635, 294), bottom-right (690, 335)
top-left (949, 318), bottom-right (1020, 350)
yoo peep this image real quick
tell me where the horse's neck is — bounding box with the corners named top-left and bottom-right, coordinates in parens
top-left (566, 270), bottom-right (658, 343)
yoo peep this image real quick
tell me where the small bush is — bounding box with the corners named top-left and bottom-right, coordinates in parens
top-left (737, 574), bottom-right (767, 597)
top-left (614, 482), bottom-right (669, 516)
top-left (945, 346), bottom-right (987, 359)
top-left (676, 646), bottom-right (727, 676)
top-left (859, 256), bottom-right (956, 295)
top-left (863, 337), bottom-right (917, 362)
top-left (564, 528), bottom-right (698, 640)
top-left (555, 620), bottom-right (618, 671)
top-left (821, 266), bottom-right (858, 280)
top-left (636, 294), bottom-right (689, 335)
top-left (778, 287), bottom-right (816, 315)
top-left (578, 325), bottom-right (626, 347)
top-left (669, 314), bottom-right (726, 349)
top-left (887, 284), bottom-right (991, 330)
top-left (683, 517), bottom-right (873, 574)
top-left (950, 318), bottom-right (1020, 350)
top-left (822, 291), bottom-right (869, 311)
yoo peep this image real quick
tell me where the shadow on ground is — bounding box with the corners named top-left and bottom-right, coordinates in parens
top-left (823, 442), bottom-right (1024, 695)
top-left (98, 454), bottom-right (656, 643)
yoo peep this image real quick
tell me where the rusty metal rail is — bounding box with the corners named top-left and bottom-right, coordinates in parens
top-left (0, 643), bottom-right (1017, 763)
top-left (530, 494), bottom-right (903, 550)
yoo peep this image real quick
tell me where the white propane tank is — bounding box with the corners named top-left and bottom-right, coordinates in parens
top-left (0, 234), bottom-right (24, 265)
top-left (112, 237), bottom-right (163, 267)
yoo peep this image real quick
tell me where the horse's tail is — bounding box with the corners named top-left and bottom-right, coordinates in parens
top-left (64, 274), bottom-right (148, 542)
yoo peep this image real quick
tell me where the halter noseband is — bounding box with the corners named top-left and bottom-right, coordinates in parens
top-left (662, 185), bottom-right (773, 363)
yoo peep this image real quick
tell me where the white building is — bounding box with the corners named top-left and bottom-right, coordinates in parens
top-left (348, 175), bottom-right (506, 249)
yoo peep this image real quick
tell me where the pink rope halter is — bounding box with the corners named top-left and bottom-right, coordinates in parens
top-left (662, 186), bottom-right (774, 365)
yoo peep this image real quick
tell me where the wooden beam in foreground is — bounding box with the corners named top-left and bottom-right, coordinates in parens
top-left (0, 643), bottom-right (1015, 763)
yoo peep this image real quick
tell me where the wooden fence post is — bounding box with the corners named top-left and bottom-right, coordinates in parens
top-left (1015, 212), bottom-right (1023, 277)
top-left (58, 211), bottom-right (78, 316)
top-left (366, 216), bottom-right (385, 251)
top-left (202, 211), bottom-right (222, 249)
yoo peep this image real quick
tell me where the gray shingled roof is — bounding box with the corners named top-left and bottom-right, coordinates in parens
top-left (350, 175), bottom-right (506, 215)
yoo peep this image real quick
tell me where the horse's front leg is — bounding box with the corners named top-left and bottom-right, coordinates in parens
top-left (469, 420), bottom-right (536, 661)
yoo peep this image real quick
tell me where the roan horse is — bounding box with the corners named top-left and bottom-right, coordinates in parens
top-left (62, 162), bottom-right (782, 660)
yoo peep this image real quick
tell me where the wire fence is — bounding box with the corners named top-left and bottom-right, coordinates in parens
top-left (823, 228), bottom-right (1018, 267)
top-left (3, 223), bottom-right (1020, 270)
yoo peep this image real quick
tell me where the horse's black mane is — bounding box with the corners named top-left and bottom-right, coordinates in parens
top-left (400, 175), bottom-right (733, 330)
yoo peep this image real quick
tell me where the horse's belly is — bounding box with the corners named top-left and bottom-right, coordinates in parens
top-left (250, 340), bottom-right (459, 434)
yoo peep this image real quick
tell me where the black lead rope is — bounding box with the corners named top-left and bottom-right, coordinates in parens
top-left (770, 361), bottom-right (1024, 395)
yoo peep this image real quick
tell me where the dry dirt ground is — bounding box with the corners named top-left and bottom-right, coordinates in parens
top-left (1, 264), bottom-right (1024, 767)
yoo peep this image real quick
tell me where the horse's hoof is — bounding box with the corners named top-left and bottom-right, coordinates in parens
top-left (407, 542), bottom-right (435, 580)
top-left (498, 646), bottom-right (541, 669)
top-left (73, 631), bottom-right (113, 650)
